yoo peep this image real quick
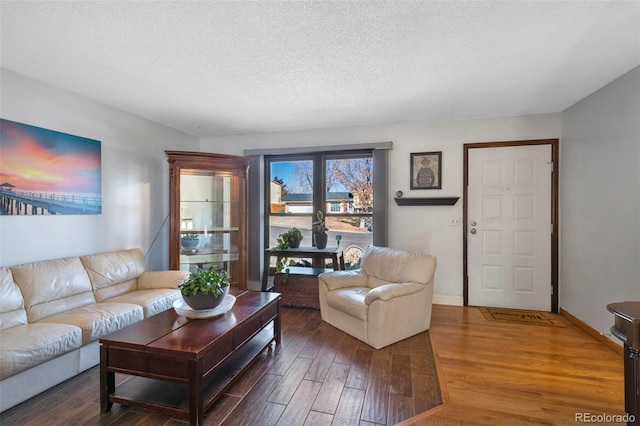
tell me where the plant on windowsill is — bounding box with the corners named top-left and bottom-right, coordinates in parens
top-left (179, 266), bottom-right (230, 310)
top-left (274, 232), bottom-right (297, 283)
top-left (281, 227), bottom-right (303, 248)
top-left (312, 210), bottom-right (329, 249)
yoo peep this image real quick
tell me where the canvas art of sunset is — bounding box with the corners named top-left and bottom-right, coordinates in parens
top-left (0, 119), bottom-right (101, 215)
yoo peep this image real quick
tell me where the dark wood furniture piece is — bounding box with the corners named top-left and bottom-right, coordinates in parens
top-left (100, 291), bottom-right (281, 426)
top-left (607, 301), bottom-right (640, 426)
top-left (273, 272), bottom-right (323, 309)
top-left (166, 151), bottom-right (249, 290)
top-left (261, 246), bottom-right (345, 291)
top-left (394, 196), bottom-right (459, 206)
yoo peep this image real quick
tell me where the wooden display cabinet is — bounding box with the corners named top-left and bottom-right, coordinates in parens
top-left (166, 151), bottom-right (249, 290)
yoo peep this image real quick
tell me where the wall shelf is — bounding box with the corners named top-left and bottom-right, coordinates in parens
top-left (394, 197), bottom-right (459, 206)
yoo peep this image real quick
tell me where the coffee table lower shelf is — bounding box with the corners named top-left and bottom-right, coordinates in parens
top-left (106, 327), bottom-right (274, 418)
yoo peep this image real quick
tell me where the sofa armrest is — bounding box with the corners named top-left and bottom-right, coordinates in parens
top-left (318, 270), bottom-right (368, 291)
top-left (364, 282), bottom-right (424, 305)
top-left (138, 270), bottom-right (189, 290)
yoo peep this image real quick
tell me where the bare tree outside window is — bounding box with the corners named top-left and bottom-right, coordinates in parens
top-left (328, 158), bottom-right (373, 212)
top-left (292, 161), bottom-right (313, 193)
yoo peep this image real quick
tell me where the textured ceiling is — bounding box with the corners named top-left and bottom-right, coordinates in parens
top-left (1, 1), bottom-right (639, 137)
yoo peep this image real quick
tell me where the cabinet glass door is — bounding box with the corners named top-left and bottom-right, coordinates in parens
top-left (179, 170), bottom-right (240, 283)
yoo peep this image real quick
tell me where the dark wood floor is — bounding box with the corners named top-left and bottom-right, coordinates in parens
top-left (0, 306), bottom-right (441, 426)
top-left (4, 304), bottom-right (623, 425)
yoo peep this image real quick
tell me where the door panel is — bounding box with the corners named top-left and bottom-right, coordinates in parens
top-left (467, 144), bottom-right (552, 311)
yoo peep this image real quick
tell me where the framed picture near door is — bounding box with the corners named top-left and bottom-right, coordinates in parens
top-left (410, 151), bottom-right (442, 189)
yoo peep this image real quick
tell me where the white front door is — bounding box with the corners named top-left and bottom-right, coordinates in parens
top-left (467, 144), bottom-right (552, 311)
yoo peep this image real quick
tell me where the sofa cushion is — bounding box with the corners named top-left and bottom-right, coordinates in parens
top-left (39, 302), bottom-right (143, 345)
top-left (106, 289), bottom-right (181, 318)
top-left (0, 267), bottom-right (27, 330)
top-left (80, 248), bottom-right (147, 302)
top-left (362, 246), bottom-right (437, 285)
top-left (10, 257), bottom-right (96, 323)
top-left (138, 270), bottom-right (188, 290)
top-left (0, 323), bottom-right (82, 380)
top-left (326, 287), bottom-right (369, 321)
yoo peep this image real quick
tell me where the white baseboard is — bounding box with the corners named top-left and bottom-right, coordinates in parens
top-left (433, 294), bottom-right (464, 306)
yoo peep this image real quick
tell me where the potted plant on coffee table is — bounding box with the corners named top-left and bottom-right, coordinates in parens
top-left (312, 210), bottom-right (329, 249)
top-left (179, 265), bottom-right (230, 310)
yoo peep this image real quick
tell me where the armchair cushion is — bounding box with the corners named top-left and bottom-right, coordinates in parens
top-left (326, 287), bottom-right (369, 321)
top-left (364, 282), bottom-right (423, 305)
top-left (362, 246), bottom-right (436, 285)
top-left (318, 269), bottom-right (368, 291)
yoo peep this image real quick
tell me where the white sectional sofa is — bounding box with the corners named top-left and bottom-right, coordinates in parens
top-left (0, 248), bottom-right (188, 412)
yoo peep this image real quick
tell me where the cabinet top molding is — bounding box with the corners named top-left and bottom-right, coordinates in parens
top-left (166, 150), bottom-right (249, 166)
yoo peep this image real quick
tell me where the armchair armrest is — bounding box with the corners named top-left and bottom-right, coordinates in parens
top-left (318, 270), bottom-right (368, 291)
top-left (138, 270), bottom-right (189, 290)
top-left (364, 282), bottom-right (424, 305)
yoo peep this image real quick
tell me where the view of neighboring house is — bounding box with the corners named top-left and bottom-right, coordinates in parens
top-left (270, 180), bottom-right (363, 214)
top-left (282, 192), bottom-right (353, 214)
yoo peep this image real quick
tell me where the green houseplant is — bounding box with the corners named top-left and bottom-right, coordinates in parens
top-left (312, 210), bottom-right (329, 249)
top-left (179, 266), bottom-right (230, 310)
top-left (180, 233), bottom-right (199, 250)
top-left (280, 227), bottom-right (303, 248)
top-left (275, 231), bottom-right (299, 283)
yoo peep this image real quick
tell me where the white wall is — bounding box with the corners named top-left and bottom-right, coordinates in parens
top-left (6, 63), bottom-right (635, 325)
top-left (561, 66), bottom-right (640, 340)
top-left (0, 69), bottom-right (199, 270)
top-left (201, 114), bottom-right (561, 303)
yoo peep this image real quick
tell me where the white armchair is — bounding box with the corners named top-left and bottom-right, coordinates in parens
top-left (318, 246), bottom-right (437, 349)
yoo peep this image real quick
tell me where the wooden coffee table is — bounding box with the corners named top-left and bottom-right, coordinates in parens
top-left (100, 291), bottom-right (281, 426)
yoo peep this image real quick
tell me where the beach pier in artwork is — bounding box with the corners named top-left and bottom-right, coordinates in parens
top-left (0, 188), bottom-right (101, 215)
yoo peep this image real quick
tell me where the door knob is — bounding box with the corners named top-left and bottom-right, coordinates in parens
top-left (470, 221), bottom-right (477, 226)
top-left (470, 228), bottom-right (477, 235)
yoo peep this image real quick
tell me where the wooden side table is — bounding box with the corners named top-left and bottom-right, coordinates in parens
top-left (262, 246), bottom-right (345, 291)
top-left (607, 301), bottom-right (640, 425)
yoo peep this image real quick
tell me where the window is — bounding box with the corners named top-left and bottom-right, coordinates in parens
top-left (265, 151), bottom-right (374, 269)
top-left (245, 142), bottom-right (390, 288)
